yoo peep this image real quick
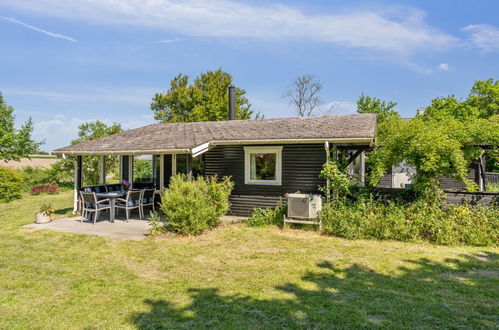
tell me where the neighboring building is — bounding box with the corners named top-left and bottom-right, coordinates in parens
top-left (54, 114), bottom-right (377, 216)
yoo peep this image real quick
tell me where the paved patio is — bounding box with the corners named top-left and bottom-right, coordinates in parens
top-left (24, 215), bottom-right (247, 241)
top-left (25, 216), bottom-right (151, 241)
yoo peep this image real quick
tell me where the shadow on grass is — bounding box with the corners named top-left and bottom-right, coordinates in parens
top-left (130, 252), bottom-right (498, 329)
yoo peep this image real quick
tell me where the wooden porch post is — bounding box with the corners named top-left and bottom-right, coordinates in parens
top-left (159, 154), bottom-right (165, 189)
top-left (98, 156), bottom-right (106, 185)
top-left (324, 141), bottom-right (330, 202)
top-left (73, 155), bottom-right (83, 213)
top-left (360, 150), bottom-right (366, 185)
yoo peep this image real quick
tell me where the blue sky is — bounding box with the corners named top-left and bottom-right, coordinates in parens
top-left (1, 0), bottom-right (498, 151)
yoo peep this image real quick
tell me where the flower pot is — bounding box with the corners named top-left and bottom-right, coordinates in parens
top-left (35, 212), bottom-right (51, 224)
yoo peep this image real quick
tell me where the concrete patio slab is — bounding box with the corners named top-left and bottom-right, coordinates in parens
top-left (24, 217), bottom-right (151, 241)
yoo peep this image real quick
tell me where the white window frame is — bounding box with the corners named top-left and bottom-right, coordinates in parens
top-left (244, 146), bottom-right (282, 186)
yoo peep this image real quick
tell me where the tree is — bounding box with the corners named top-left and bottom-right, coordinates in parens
top-left (0, 92), bottom-right (39, 161)
top-left (366, 80), bottom-right (499, 196)
top-left (357, 94), bottom-right (400, 124)
top-left (57, 121), bottom-right (122, 185)
top-left (151, 69), bottom-right (253, 122)
top-left (421, 79), bottom-right (499, 172)
top-left (283, 74), bottom-right (323, 117)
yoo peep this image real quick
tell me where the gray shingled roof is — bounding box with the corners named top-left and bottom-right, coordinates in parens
top-left (54, 114), bottom-right (376, 155)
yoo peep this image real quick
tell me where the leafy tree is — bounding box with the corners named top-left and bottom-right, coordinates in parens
top-left (366, 81), bottom-right (499, 196)
top-left (357, 94), bottom-right (400, 124)
top-left (283, 74), bottom-right (323, 117)
top-left (0, 92), bottom-right (39, 161)
top-left (421, 79), bottom-right (499, 172)
top-left (151, 69), bottom-right (253, 122)
top-left (133, 158), bottom-right (152, 181)
top-left (57, 121), bottom-right (122, 186)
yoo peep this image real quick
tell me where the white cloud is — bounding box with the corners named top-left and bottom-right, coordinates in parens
top-left (0, 1), bottom-right (458, 54)
top-left (462, 24), bottom-right (499, 52)
top-left (0, 15), bottom-right (76, 42)
top-left (5, 88), bottom-right (156, 105)
top-left (33, 114), bottom-right (156, 151)
top-left (154, 38), bottom-right (182, 44)
top-left (437, 63), bottom-right (449, 71)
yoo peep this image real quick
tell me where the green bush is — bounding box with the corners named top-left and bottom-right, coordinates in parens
top-left (247, 201), bottom-right (286, 227)
top-left (19, 163), bottom-right (73, 191)
top-left (0, 166), bottom-right (25, 203)
top-left (320, 199), bottom-right (499, 246)
top-left (159, 175), bottom-right (233, 235)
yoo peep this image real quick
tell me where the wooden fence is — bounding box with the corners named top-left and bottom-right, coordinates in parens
top-left (374, 188), bottom-right (498, 206)
top-left (485, 172), bottom-right (499, 184)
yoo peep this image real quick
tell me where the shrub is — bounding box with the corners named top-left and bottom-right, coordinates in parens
top-left (159, 175), bottom-right (233, 235)
top-left (319, 198), bottom-right (499, 246)
top-left (0, 166), bottom-right (25, 203)
top-left (30, 184), bottom-right (60, 195)
top-left (19, 163), bottom-right (73, 191)
top-left (247, 201), bottom-right (286, 227)
top-left (148, 211), bottom-right (163, 236)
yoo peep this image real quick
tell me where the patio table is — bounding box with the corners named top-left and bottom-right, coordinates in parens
top-left (95, 191), bottom-right (126, 223)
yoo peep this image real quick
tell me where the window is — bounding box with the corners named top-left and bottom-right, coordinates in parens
top-left (244, 146), bottom-right (282, 185)
top-left (176, 154), bottom-right (189, 174)
top-left (133, 155), bottom-right (153, 185)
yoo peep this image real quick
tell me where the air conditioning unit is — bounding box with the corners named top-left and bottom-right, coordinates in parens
top-left (286, 193), bottom-right (322, 220)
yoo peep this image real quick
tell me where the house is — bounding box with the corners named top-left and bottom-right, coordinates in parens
top-left (54, 113), bottom-right (377, 216)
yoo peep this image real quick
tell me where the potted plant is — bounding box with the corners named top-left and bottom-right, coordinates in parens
top-left (35, 202), bottom-right (53, 224)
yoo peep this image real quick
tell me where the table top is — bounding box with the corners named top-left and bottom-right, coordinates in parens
top-left (95, 191), bottom-right (126, 198)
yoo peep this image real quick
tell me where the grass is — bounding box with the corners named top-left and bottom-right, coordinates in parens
top-left (0, 192), bottom-right (498, 329)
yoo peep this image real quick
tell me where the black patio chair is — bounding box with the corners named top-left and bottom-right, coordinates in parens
top-left (115, 190), bottom-right (142, 221)
top-left (79, 191), bottom-right (111, 224)
top-left (140, 188), bottom-right (156, 218)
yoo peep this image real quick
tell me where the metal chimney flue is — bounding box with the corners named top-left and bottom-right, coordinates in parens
top-left (228, 86), bottom-right (236, 120)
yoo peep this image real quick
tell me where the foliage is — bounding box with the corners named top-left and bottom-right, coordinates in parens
top-left (159, 175), bottom-right (233, 235)
top-left (133, 158), bottom-right (152, 181)
top-left (57, 121), bottom-right (122, 185)
top-left (148, 211), bottom-right (163, 236)
top-left (247, 201), bottom-right (286, 227)
top-left (357, 94), bottom-right (400, 124)
top-left (320, 198), bottom-right (498, 246)
top-left (0, 190), bottom-right (497, 329)
top-left (30, 184), bottom-right (59, 195)
top-left (319, 160), bottom-right (353, 200)
top-left (38, 202), bottom-right (54, 216)
top-left (151, 68), bottom-right (254, 122)
top-left (19, 163), bottom-right (73, 191)
top-left (362, 80), bottom-right (499, 194)
top-left (0, 166), bottom-right (25, 202)
top-left (283, 74), bottom-right (323, 117)
top-left (486, 182), bottom-right (499, 193)
top-left (0, 92), bottom-right (39, 161)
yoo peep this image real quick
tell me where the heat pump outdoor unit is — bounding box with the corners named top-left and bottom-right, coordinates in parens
top-left (284, 193), bottom-right (322, 228)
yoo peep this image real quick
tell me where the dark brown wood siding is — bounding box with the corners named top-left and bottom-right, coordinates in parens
top-left (204, 144), bottom-right (327, 216)
top-left (121, 155), bottom-right (130, 181)
top-left (439, 161), bottom-right (479, 191)
top-left (163, 154), bottom-right (172, 187)
top-left (376, 168), bottom-right (393, 188)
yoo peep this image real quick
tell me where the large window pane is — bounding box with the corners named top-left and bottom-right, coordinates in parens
top-left (176, 154), bottom-right (189, 174)
top-left (133, 155), bottom-right (153, 185)
top-left (250, 153), bottom-right (276, 180)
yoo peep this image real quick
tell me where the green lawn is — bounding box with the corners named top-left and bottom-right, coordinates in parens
top-left (1, 192), bottom-right (498, 329)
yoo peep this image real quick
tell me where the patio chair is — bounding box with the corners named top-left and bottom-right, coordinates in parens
top-left (79, 191), bottom-right (111, 224)
top-left (115, 189), bottom-right (142, 221)
top-left (140, 188), bottom-right (156, 218)
top-left (106, 184), bottom-right (121, 192)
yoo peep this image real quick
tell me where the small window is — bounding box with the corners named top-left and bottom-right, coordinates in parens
top-left (244, 146), bottom-right (282, 185)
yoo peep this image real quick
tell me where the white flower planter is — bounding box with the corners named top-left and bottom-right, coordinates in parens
top-left (35, 212), bottom-right (51, 224)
